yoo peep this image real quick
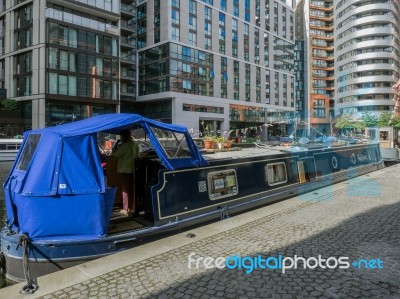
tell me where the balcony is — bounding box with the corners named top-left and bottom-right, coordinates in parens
top-left (309, 4), bottom-right (333, 12)
top-left (121, 4), bottom-right (135, 15)
top-left (121, 54), bottom-right (136, 64)
top-left (121, 20), bottom-right (135, 31)
top-left (310, 14), bottom-right (334, 22)
top-left (121, 86), bottom-right (136, 95)
top-left (121, 37), bottom-right (136, 49)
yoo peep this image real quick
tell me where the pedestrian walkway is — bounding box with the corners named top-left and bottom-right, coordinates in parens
top-left (1, 164), bottom-right (400, 298)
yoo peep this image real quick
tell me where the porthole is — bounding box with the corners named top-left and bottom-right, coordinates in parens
top-left (367, 150), bottom-right (372, 161)
top-left (332, 156), bottom-right (338, 169)
top-left (350, 153), bottom-right (357, 165)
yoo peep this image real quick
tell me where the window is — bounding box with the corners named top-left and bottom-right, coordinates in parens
top-left (220, 0), bottom-right (226, 11)
top-left (189, 32), bottom-right (196, 46)
top-left (205, 6), bottom-right (212, 20)
top-left (189, 0), bottom-right (196, 14)
top-left (59, 26), bottom-right (69, 46)
top-left (60, 50), bottom-right (68, 71)
top-left (48, 48), bottom-right (58, 69)
top-left (207, 170), bottom-right (238, 200)
top-left (149, 127), bottom-right (193, 159)
top-left (172, 9), bottom-right (180, 25)
top-left (49, 73), bottom-right (58, 94)
top-left (16, 134), bottom-right (41, 171)
top-left (171, 26), bottom-right (180, 41)
top-left (69, 28), bottom-right (77, 48)
top-left (266, 162), bottom-right (287, 186)
top-left (59, 75), bottom-right (68, 95)
top-left (189, 15), bottom-right (196, 30)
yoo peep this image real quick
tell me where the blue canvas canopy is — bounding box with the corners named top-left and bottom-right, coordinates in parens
top-left (3, 113), bottom-right (208, 240)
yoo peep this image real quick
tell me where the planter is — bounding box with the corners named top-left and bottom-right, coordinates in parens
top-left (203, 140), bottom-right (215, 149)
top-left (224, 141), bottom-right (232, 148)
top-left (217, 142), bottom-right (223, 150)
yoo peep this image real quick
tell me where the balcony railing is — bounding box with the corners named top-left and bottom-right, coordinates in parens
top-left (121, 37), bottom-right (136, 47)
top-left (121, 4), bottom-right (135, 14)
top-left (121, 20), bottom-right (135, 29)
top-left (121, 55), bottom-right (136, 62)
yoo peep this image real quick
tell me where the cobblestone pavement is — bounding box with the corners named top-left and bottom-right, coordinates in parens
top-left (29, 165), bottom-right (400, 298)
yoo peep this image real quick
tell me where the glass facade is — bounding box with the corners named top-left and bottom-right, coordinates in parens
top-left (47, 22), bottom-right (119, 100)
top-left (139, 43), bottom-right (214, 96)
top-left (46, 4), bottom-right (118, 33)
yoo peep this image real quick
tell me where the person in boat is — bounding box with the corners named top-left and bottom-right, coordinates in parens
top-left (112, 129), bottom-right (140, 216)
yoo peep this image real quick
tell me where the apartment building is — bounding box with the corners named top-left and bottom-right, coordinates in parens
top-left (334, 0), bottom-right (400, 119)
top-left (296, 0), bottom-right (334, 136)
top-left (0, 0), bottom-right (122, 132)
top-left (1, 0), bottom-right (296, 138)
top-left (135, 0), bottom-right (296, 137)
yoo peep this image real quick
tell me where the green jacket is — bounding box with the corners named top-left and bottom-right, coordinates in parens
top-left (112, 140), bottom-right (139, 173)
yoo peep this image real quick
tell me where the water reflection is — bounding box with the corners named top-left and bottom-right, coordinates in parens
top-left (0, 161), bottom-right (16, 288)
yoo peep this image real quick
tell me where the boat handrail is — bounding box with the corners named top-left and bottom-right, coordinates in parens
top-left (253, 142), bottom-right (272, 149)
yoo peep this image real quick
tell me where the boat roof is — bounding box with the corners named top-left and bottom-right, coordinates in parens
top-left (201, 142), bottom-right (372, 161)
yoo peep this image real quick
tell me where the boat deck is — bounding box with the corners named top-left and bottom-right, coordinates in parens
top-left (200, 142), bottom-right (373, 161)
top-left (108, 209), bottom-right (151, 236)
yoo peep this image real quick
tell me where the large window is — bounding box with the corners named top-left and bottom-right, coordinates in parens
top-left (207, 170), bottom-right (238, 200)
top-left (265, 162), bottom-right (287, 186)
top-left (14, 4), bottom-right (33, 50)
top-left (149, 127), bottom-right (193, 159)
top-left (139, 43), bottom-right (214, 96)
top-left (16, 134), bottom-right (41, 171)
top-left (48, 22), bottom-right (118, 56)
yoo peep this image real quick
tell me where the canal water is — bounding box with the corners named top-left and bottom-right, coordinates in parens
top-left (0, 161), bottom-right (16, 288)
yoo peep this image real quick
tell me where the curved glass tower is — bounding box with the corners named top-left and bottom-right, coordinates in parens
top-left (334, 0), bottom-right (400, 118)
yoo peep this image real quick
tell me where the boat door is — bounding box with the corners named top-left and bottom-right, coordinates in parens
top-left (297, 157), bottom-right (316, 183)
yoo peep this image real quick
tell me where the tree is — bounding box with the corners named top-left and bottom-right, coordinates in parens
top-left (378, 111), bottom-right (394, 127)
top-left (360, 111), bottom-right (378, 127)
top-left (390, 115), bottom-right (400, 127)
top-left (335, 114), bottom-right (353, 130)
top-left (0, 98), bottom-right (19, 111)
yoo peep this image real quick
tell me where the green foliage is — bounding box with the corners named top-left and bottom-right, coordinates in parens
top-left (390, 115), bottom-right (400, 127)
top-left (334, 115), bottom-right (353, 129)
top-left (335, 114), bottom-right (366, 132)
top-left (376, 111), bottom-right (400, 127)
top-left (377, 111), bottom-right (392, 127)
top-left (360, 112), bottom-right (378, 127)
top-left (0, 99), bottom-right (19, 111)
top-left (353, 120), bottom-right (366, 131)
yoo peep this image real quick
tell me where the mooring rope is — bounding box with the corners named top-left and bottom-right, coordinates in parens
top-left (0, 251), bottom-right (5, 275)
top-left (18, 234), bottom-right (38, 294)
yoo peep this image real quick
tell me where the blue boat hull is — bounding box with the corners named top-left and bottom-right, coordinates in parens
top-left (1, 143), bottom-right (383, 282)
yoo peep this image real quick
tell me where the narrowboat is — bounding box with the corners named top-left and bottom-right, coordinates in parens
top-left (0, 138), bottom-right (23, 162)
top-left (0, 114), bottom-right (383, 284)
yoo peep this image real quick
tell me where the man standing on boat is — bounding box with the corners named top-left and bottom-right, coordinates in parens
top-left (112, 129), bottom-right (140, 216)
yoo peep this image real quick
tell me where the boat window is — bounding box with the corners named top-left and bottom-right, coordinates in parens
top-left (16, 134), bottom-right (41, 171)
top-left (265, 162), bottom-right (287, 186)
top-left (207, 169), bottom-right (238, 200)
top-left (149, 126), bottom-right (193, 159)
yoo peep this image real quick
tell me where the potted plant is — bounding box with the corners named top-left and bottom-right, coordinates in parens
top-left (202, 133), bottom-right (216, 149)
top-left (200, 122), bottom-right (216, 149)
top-left (224, 138), bottom-right (232, 148)
top-left (215, 136), bottom-right (225, 150)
